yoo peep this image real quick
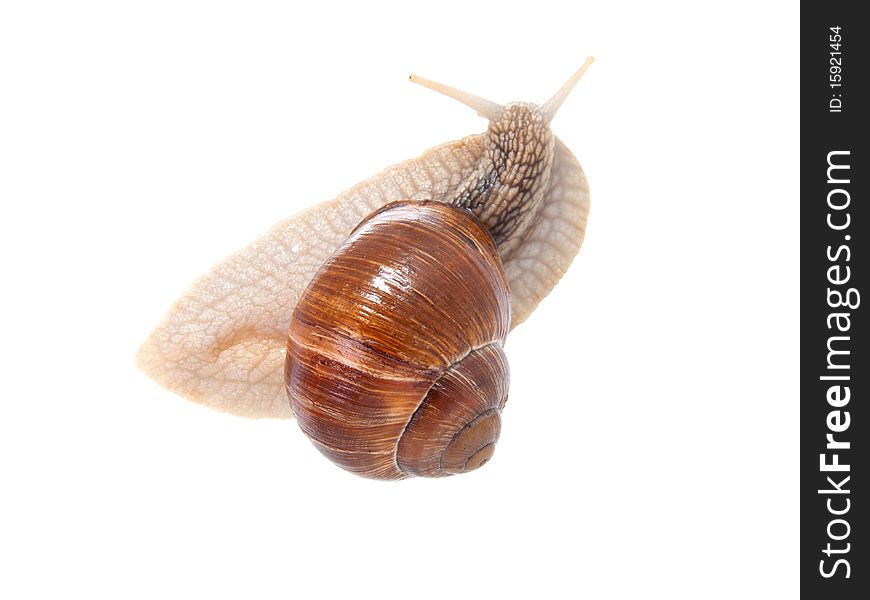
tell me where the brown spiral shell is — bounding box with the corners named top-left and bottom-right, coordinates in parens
top-left (284, 201), bottom-right (510, 479)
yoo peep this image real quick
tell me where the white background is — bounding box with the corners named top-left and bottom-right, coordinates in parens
top-left (1, 1), bottom-right (798, 598)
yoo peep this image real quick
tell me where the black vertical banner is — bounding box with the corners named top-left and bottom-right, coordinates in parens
top-left (801, 4), bottom-right (867, 598)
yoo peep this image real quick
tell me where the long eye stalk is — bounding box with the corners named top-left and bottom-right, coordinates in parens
top-left (538, 56), bottom-right (595, 123)
top-left (409, 73), bottom-right (503, 120)
top-left (410, 56), bottom-right (594, 124)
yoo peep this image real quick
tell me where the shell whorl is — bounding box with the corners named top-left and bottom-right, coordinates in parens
top-left (285, 201), bottom-right (510, 479)
top-left (397, 343), bottom-right (508, 476)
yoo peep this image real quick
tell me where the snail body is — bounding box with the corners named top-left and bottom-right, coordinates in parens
top-left (137, 58), bottom-right (594, 435)
top-left (286, 201), bottom-right (509, 479)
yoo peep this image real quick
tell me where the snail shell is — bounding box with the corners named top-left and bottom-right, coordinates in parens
top-left (137, 58), bottom-right (593, 419)
top-left (286, 201), bottom-right (509, 479)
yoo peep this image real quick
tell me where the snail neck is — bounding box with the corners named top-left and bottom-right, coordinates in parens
top-left (450, 103), bottom-right (554, 256)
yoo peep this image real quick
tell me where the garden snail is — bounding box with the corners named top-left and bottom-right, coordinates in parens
top-left (137, 57), bottom-right (594, 478)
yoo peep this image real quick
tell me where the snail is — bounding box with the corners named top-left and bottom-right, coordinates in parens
top-left (137, 57), bottom-right (594, 478)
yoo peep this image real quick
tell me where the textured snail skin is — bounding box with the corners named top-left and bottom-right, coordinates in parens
top-left (137, 62), bottom-right (592, 419)
top-left (285, 201), bottom-right (510, 479)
